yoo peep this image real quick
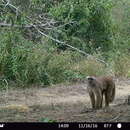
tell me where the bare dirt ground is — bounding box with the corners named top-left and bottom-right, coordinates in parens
top-left (0, 79), bottom-right (130, 122)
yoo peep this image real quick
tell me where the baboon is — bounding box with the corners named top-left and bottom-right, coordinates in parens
top-left (86, 76), bottom-right (115, 109)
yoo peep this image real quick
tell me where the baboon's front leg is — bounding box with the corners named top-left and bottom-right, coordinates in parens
top-left (89, 92), bottom-right (95, 109)
top-left (95, 89), bottom-right (102, 109)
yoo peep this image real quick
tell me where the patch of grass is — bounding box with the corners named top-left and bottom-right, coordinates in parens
top-left (0, 105), bottom-right (30, 113)
top-left (71, 58), bottom-right (107, 77)
top-left (110, 52), bottom-right (130, 77)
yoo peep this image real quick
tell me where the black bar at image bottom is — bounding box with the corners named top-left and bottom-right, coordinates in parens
top-left (0, 122), bottom-right (130, 129)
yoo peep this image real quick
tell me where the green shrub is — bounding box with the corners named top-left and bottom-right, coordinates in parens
top-left (50, 0), bottom-right (115, 53)
top-left (46, 51), bottom-right (72, 84)
top-left (0, 31), bottom-right (84, 86)
top-left (0, 30), bottom-right (52, 86)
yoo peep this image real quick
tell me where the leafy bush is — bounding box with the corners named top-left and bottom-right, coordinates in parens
top-left (50, 0), bottom-right (115, 53)
top-left (46, 52), bottom-right (71, 84)
top-left (0, 31), bottom-right (84, 87)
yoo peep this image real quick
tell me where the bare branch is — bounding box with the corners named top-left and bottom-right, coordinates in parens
top-left (109, 113), bottom-right (122, 122)
top-left (0, 23), bottom-right (52, 28)
top-left (33, 25), bottom-right (108, 66)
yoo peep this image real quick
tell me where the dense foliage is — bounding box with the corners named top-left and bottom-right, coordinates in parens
top-left (0, 0), bottom-right (130, 88)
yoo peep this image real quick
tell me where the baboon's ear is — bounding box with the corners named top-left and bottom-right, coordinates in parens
top-left (86, 76), bottom-right (96, 80)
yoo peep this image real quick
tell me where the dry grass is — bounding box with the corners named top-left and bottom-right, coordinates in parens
top-left (0, 79), bottom-right (130, 122)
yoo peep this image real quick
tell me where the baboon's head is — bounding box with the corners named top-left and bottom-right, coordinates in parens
top-left (86, 76), bottom-right (96, 87)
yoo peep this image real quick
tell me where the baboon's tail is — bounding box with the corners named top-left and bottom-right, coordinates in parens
top-left (109, 84), bottom-right (115, 102)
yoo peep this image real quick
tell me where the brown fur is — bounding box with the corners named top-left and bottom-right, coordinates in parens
top-left (86, 76), bottom-right (115, 109)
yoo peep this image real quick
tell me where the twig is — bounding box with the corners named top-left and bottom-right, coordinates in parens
top-left (0, 23), bottom-right (50, 28)
top-left (109, 113), bottom-right (122, 122)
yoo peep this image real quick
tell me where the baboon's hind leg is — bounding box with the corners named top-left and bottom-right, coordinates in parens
top-left (100, 91), bottom-right (104, 108)
top-left (105, 91), bottom-right (109, 107)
